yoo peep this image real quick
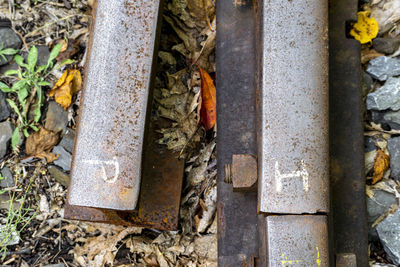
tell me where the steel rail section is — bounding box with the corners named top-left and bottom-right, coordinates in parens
top-left (257, 0), bottom-right (329, 214)
top-left (67, 0), bottom-right (161, 210)
top-left (65, 0), bottom-right (185, 230)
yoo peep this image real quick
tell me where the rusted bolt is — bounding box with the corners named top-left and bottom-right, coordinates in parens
top-left (226, 154), bottom-right (257, 191)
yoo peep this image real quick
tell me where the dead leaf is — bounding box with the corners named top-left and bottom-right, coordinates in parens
top-left (350, 11), bottom-right (379, 44)
top-left (196, 65), bottom-right (216, 131)
top-left (48, 69), bottom-right (82, 109)
top-left (372, 149), bottom-right (390, 184)
top-left (361, 48), bottom-right (384, 64)
top-left (25, 127), bottom-right (60, 162)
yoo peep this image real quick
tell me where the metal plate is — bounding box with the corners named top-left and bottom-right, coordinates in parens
top-left (264, 215), bottom-right (329, 267)
top-left (68, 0), bottom-right (161, 210)
top-left (329, 0), bottom-right (368, 266)
top-left (257, 0), bottom-right (329, 214)
top-left (216, 0), bottom-right (259, 265)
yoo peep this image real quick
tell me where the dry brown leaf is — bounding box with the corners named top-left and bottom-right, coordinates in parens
top-left (361, 48), bottom-right (384, 64)
top-left (25, 127), bottom-right (60, 162)
top-left (48, 69), bottom-right (82, 109)
top-left (372, 149), bottom-right (390, 184)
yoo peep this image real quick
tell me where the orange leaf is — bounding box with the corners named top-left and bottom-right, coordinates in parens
top-left (49, 69), bottom-right (82, 109)
top-left (372, 149), bottom-right (390, 184)
top-left (197, 66), bottom-right (216, 131)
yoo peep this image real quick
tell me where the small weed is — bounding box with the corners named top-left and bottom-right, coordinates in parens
top-left (0, 44), bottom-right (73, 149)
top-left (0, 168), bottom-right (38, 261)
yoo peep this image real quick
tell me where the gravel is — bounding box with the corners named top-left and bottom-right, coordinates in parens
top-left (366, 56), bottom-right (400, 81)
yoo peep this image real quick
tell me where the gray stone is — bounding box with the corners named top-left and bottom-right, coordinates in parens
top-left (366, 56), bottom-right (400, 81)
top-left (366, 77), bottom-right (400, 111)
top-left (373, 37), bottom-right (400, 55)
top-left (44, 101), bottom-right (69, 134)
top-left (0, 27), bottom-right (22, 66)
top-left (0, 167), bottom-right (14, 187)
top-left (0, 91), bottom-right (10, 122)
top-left (0, 121), bottom-right (14, 159)
top-left (52, 145), bottom-right (71, 171)
top-left (367, 189), bottom-right (397, 240)
top-left (59, 128), bottom-right (75, 153)
top-left (376, 209), bottom-right (400, 265)
top-left (370, 110), bottom-right (400, 130)
top-left (365, 136), bottom-right (378, 152)
top-left (362, 71), bottom-right (374, 98)
top-left (388, 137), bottom-right (400, 180)
top-left (48, 165), bottom-right (69, 187)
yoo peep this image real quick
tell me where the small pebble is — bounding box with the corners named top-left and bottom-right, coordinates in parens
top-left (48, 165), bottom-right (70, 187)
top-left (0, 91), bottom-right (10, 122)
top-left (373, 37), bottom-right (400, 55)
top-left (366, 77), bottom-right (400, 111)
top-left (52, 145), bottom-right (72, 171)
top-left (0, 167), bottom-right (14, 187)
top-left (0, 121), bottom-right (14, 159)
top-left (44, 101), bottom-right (69, 134)
top-left (387, 137), bottom-right (400, 180)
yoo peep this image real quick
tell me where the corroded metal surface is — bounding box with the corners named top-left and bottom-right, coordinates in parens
top-left (231, 154), bottom-right (257, 191)
top-left (68, 0), bottom-right (161, 210)
top-left (336, 253), bottom-right (357, 267)
top-left (216, 0), bottom-right (259, 265)
top-left (65, 119), bottom-right (185, 230)
top-left (257, 0), bottom-right (329, 214)
top-left (263, 215), bottom-right (329, 266)
top-left (329, 0), bottom-right (368, 266)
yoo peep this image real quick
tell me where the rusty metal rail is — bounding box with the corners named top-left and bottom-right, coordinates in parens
top-left (65, 0), bottom-right (184, 231)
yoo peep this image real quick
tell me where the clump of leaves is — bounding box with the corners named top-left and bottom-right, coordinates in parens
top-left (0, 43), bottom-right (18, 64)
top-left (0, 44), bottom-right (73, 149)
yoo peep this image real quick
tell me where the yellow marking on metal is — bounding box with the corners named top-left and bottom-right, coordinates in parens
top-left (281, 253), bottom-right (302, 266)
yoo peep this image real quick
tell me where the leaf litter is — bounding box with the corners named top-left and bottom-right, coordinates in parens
top-left (0, 0), bottom-right (217, 266)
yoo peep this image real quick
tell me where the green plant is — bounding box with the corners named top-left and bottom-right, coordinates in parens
top-left (0, 169), bottom-right (37, 260)
top-left (0, 43), bottom-right (18, 63)
top-left (0, 44), bottom-right (73, 149)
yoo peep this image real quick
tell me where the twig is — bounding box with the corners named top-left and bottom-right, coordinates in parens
top-left (13, 30), bottom-right (28, 51)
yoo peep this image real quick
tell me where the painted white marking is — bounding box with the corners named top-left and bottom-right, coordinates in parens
top-left (83, 156), bottom-right (120, 184)
top-left (275, 160), bottom-right (309, 192)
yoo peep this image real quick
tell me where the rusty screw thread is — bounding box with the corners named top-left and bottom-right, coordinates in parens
top-left (224, 164), bottom-right (232, 183)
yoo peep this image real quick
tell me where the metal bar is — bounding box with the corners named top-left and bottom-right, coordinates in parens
top-left (329, 0), bottom-right (368, 266)
top-left (263, 215), bottom-right (329, 266)
top-left (216, 0), bottom-right (259, 265)
top-left (68, 0), bottom-right (162, 211)
top-left (257, 0), bottom-right (329, 214)
top-left (65, 0), bottom-right (185, 230)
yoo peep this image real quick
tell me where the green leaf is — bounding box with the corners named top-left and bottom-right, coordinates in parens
top-left (1, 48), bottom-right (19, 56)
top-left (3, 69), bottom-right (18, 76)
top-left (37, 81), bottom-right (50, 86)
top-left (6, 99), bottom-right (22, 120)
top-left (17, 87), bottom-right (29, 105)
top-left (0, 54), bottom-right (6, 62)
top-left (47, 43), bottom-right (62, 67)
top-left (36, 65), bottom-right (47, 73)
top-left (30, 124), bottom-right (38, 131)
top-left (27, 46), bottom-right (38, 73)
top-left (34, 87), bottom-right (43, 122)
top-left (14, 55), bottom-right (26, 68)
top-left (11, 79), bottom-right (27, 91)
top-left (54, 59), bottom-right (74, 70)
top-left (0, 82), bottom-right (12, 93)
top-left (23, 128), bottom-right (29, 138)
top-left (11, 127), bottom-right (20, 150)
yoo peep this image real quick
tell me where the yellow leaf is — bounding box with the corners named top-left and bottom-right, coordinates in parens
top-left (372, 149), bottom-right (390, 184)
top-left (350, 11), bottom-right (379, 44)
top-left (49, 69), bottom-right (82, 109)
